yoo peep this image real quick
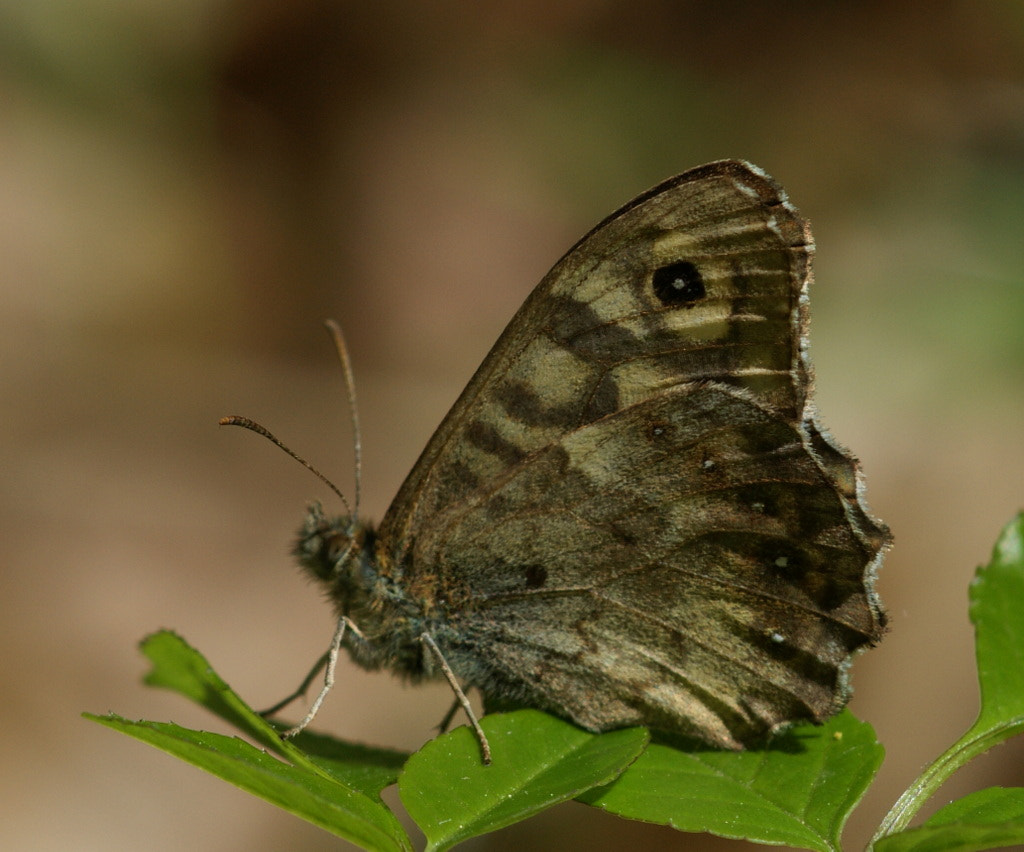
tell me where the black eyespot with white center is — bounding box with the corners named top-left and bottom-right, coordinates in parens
top-left (652, 260), bottom-right (705, 306)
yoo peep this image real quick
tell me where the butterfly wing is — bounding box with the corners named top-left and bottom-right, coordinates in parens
top-left (379, 160), bottom-right (811, 552)
top-left (375, 160), bottom-right (886, 747)
top-left (424, 384), bottom-right (885, 748)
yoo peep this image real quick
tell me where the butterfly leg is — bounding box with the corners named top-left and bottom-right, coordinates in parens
top-left (270, 615), bottom-right (355, 739)
top-left (258, 651), bottom-right (328, 718)
top-left (421, 632), bottom-right (491, 764)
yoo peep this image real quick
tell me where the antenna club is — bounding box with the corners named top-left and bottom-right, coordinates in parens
top-left (220, 415), bottom-right (254, 428)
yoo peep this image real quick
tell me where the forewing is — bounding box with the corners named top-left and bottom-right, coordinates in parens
top-left (377, 160), bottom-right (812, 567)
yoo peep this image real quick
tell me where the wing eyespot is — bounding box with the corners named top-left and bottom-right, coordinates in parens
top-left (652, 260), bottom-right (705, 306)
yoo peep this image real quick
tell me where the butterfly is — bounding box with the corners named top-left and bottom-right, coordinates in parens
top-left (225, 159), bottom-right (887, 761)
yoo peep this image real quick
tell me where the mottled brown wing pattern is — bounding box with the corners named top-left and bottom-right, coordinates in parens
top-left (379, 161), bottom-right (810, 556)
top-left (373, 160), bottom-right (886, 747)
top-left (431, 385), bottom-right (885, 747)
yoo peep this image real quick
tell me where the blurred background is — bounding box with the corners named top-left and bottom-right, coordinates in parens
top-left (3, 1), bottom-right (1024, 850)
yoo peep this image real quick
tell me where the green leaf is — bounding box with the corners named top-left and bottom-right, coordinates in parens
top-left (924, 787), bottom-right (1024, 828)
top-left (140, 630), bottom-right (409, 793)
top-left (971, 513), bottom-right (1024, 729)
top-left (874, 787), bottom-right (1024, 852)
top-left (88, 630), bottom-right (413, 849)
top-left (85, 714), bottom-right (411, 852)
top-left (399, 709), bottom-right (648, 851)
top-left (873, 513), bottom-right (1024, 843)
top-left (291, 729), bottom-right (408, 799)
top-left (580, 709), bottom-right (883, 852)
top-left (139, 630), bottom-right (304, 763)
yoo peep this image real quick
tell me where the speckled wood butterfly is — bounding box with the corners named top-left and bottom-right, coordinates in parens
top-left (225, 160), bottom-right (887, 762)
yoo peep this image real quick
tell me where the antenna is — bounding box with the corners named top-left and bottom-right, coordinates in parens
top-left (323, 319), bottom-right (362, 524)
top-left (219, 318), bottom-right (363, 523)
top-left (218, 415), bottom-right (353, 517)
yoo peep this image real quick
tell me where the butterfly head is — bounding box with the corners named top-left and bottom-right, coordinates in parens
top-left (293, 501), bottom-right (377, 600)
top-left (293, 501), bottom-right (436, 678)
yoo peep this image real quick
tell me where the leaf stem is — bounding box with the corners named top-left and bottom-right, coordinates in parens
top-left (869, 719), bottom-right (1023, 848)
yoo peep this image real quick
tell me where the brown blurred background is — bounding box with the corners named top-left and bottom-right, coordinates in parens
top-left (3, 2), bottom-right (1024, 850)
